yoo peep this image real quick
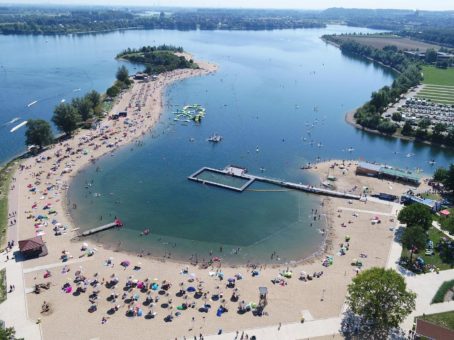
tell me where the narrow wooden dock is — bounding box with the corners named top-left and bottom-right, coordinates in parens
top-left (188, 165), bottom-right (361, 200)
top-left (80, 219), bottom-right (123, 237)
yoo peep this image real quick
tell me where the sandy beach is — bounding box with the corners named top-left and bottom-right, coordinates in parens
top-left (6, 55), bottom-right (431, 339)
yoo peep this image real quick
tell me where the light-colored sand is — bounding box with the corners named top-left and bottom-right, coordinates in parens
top-left (11, 59), bottom-right (430, 339)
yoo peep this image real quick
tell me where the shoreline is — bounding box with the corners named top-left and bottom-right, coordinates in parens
top-left (344, 107), bottom-right (453, 150)
top-left (7, 52), bottom-right (431, 339)
top-left (18, 153), bottom-right (427, 339)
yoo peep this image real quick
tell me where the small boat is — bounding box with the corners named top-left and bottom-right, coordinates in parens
top-left (61, 99), bottom-right (66, 103)
top-left (347, 147), bottom-right (355, 152)
top-left (256, 146), bottom-right (260, 153)
top-left (73, 88), bottom-right (81, 92)
top-left (27, 100), bottom-right (38, 107)
top-left (10, 121), bottom-right (27, 133)
top-left (208, 134), bottom-right (223, 143)
top-left (428, 160), bottom-right (436, 165)
top-left (406, 153), bottom-right (415, 158)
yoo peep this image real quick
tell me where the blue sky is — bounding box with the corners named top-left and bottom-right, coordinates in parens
top-left (1, 0), bottom-right (453, 11)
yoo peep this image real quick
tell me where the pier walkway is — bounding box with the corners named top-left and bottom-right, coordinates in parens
top-left (79, 218), bottom-right (123, 237)
top-left (189, 165), bottom-right (361, 200)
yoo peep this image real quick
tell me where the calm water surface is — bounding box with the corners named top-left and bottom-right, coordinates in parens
top-left (2, 26), bottom-right (452, 263)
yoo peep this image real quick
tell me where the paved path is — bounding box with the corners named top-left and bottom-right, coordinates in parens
top-left (402, 269), bottom-right (454, 331)
top-left (203, 317), bottom-right (341, 340)
top-left (337, 206), bottom-right (395, 217)
top-left (0, 172), bottom-right (42, 340)
top-left (0, 249), bottom-right (42, 340)
top-left (432, 220), bottom-right (454, 240)
top-left (23, 256), bottom-right (94, 274)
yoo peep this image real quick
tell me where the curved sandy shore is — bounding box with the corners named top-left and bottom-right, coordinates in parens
top-left (8, 56), bottom-right (430, 339)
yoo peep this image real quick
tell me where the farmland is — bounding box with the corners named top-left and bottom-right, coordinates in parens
top-left (328, 34), bottom-right (440, 51)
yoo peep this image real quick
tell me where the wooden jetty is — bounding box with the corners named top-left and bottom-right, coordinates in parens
top-left (188, 165), bottom-right (361, 200)
top-left (80, 218), bottom-right (123, 237)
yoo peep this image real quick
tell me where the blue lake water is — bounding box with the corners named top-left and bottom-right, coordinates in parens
top-left (2, 26), bottom-right (453, 263)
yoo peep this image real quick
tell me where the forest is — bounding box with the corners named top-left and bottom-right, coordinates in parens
top-left (117, 46), bottom-right (197, 75)
top-left (0, 7), bottom-right (325, 35)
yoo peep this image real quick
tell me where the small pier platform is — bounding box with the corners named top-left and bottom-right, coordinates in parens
top-left (80, 218), bottom-right (123, 237)
top-left (188, 165), bottom-right (361, 200)
top-left (188, 166), bottom-right (255, 192)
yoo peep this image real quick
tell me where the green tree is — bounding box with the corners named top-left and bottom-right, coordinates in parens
top-left (433, 167), bottom-right (448, 183)
top-left (85, 90), bottom-right (102, 116)
top-left (71, 97), bottom-right (93, 121)
top-left (401, 225), bottom-right (427, 253)
top-left (398, 203), bottom-right (433, 231)
top-left (106, 85), bottom-right (120, 98)
top-left (391, 112), bottom-right (402, 122)
top-left (0, 325), bottom-right (21, 340)
top-left (401, 121), bottom-right (414, 136)
top-left (439, 241), bottom-right (454, 267)
top-left (345, 267), bottom-right (416, 339)
top-left (415, 127), bottom-right (428, 140)
top-left (445, 164), bottom-right (454, 192)
top-left (441, 216), bottom-right (454, 235)
top-left (116, 65), bottom-right (129, 82)
top-left (425, 49), bottom-right (438, 63)
top-left (25, 119), bottom-right (54, 149)
top-left (418, 117), bottom-right (431, 129)
top-left (431, 123), bottom-right (447, 143)
top-left (51, 103), bottom-right (81, 136)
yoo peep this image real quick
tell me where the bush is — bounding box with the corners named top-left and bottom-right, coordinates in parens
top-left (106, 85), bottom-right (120, 98)
top-left (392, 112), bottom-right (402, 122)
top-left (432, 279), bottom-right (454, 304)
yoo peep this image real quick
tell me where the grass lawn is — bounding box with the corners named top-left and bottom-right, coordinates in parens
top-left (421, 192), bottom-right (442, 201)
top-left (0, 268), bottom-right (6, 304)
top-left (432, 279), bottom-right (454, 303)
top-left (401, 227), bottom-right (453, 272)
top-left (0, 162), bottom-right (16, 248)
top-left (417, 311), bottom-right (454, 330)
top-left (422, 66), bottom-right (454, 87)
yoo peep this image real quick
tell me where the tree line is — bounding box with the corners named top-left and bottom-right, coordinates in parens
top-left (0, 8), bottom-right (325, 35)
top-left (117, 46), bottom-right (197, 75)
top-left (323, 37), bottom-right (422, 135)
top-left (24, 65), bottom-right (131, 150)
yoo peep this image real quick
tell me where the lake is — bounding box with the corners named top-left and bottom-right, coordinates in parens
top-left (2, 26), bottom-right (453, 263)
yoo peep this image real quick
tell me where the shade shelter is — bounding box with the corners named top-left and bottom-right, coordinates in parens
top-left (18, 236), bottom-right (48, 258)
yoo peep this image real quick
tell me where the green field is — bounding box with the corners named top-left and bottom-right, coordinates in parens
top-left (417, 311), bottom-right (454, 330)
top-left (401, 227), bottom-right (453, 272)
top-left (417, 67), bottom-right (454, 104)
top-left (0, 162), bottom-right (16, 248)
top-left (422, 66), bottom-right (454, 86)
top-left (0, 268), bottom-right (6, 304)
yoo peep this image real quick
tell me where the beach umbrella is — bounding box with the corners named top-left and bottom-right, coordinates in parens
top-left (228, 278), bottom-right (235, 283)
top-left (121, 260), bottom-right (130, 267)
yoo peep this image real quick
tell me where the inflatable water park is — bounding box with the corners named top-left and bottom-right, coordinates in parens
top-left (172, 104), bottom-right (206, 124)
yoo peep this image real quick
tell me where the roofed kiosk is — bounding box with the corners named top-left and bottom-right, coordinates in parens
top-left (18, 236), bottom-right (48, 258)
